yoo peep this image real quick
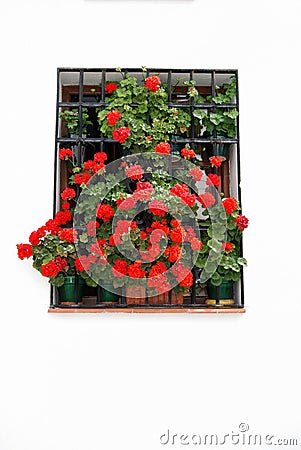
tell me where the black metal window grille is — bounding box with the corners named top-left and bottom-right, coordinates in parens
top-left (51, 68), bottom-right (244, 310)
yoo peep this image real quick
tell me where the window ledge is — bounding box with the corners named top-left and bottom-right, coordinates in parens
top-left (48, 307), bottom-right (246, 314)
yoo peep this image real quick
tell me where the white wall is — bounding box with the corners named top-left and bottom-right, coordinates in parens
top-left (1, 1), bottom-right (301, 449)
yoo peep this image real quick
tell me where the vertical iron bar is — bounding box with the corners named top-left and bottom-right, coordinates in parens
top-left (191, 267), bottom-right (197, 304)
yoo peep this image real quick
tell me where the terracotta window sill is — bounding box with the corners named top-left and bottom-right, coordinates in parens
top-left (48, 307), bottom-right (246, 314)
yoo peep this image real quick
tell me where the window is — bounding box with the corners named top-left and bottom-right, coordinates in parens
top-left (51, 68), bottom-right (245, 313)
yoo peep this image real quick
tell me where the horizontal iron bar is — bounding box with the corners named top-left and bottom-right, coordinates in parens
top-left (58, 67), bottom-right (238, 75)
top-left (58, 102), bottom-right (237, 109)
top-left (56, 137), bottom-right (238, 144)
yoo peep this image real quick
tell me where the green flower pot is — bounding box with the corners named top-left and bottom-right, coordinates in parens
top-left (101, 283), bottom-right (118, 303)
top-left (206, 279), bottom-right (234, 305)
top-left (59, 276), bottom-right (85, 302)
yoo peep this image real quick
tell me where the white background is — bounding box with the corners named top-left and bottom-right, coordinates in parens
top-left (1, 0), bottom-right (301, 449)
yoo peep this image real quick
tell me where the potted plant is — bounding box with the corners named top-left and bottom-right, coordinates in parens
top-left (59, 108), bottom-right (93, 137)
top-left (16, 221), bottom-right (96, 303)
top-left (196, 192), bottom-right (249, 304)
top-left (97, 67), bottom-right (191, 155)
top-left (72, 152), bottom-right (202, 304)
top-left (192, 76), bottom-right (239, 157)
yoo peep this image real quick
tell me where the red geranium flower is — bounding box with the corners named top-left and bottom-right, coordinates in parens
top-left (127, 261), bottom-right (147, 279)
top-left (198, 192), bottom-right (216, 208)
top-left (55, 257), bottom-right (68, 271)
top-left (169, 226), bottom-right (184, 243)
top-left (54, 210), bottom-right (72, 226)
top-left (112, 127), bottom-right (131, 143)
top-left (60, 187), bottom-right (76, 201)
top-left (206, 173), bottom-right (220, 187)
top-left (149, 200), bottom-right (168, 216)
top-left (125, 164), bottom-right (144, 180)
top-left (170, 183), bottom-right (189, 197)
top-left (41, 260), bottom-right (60, 278)
top-left (118, 196), bottom-right (137, 211)
top-left (181, 193), bottom-right (197, 207)
top-left (149, 262), bottom-right (168, 278)
top-left (74, 171), bottom-right (92, 185)
top-left (59, 148), bottom-right (74, 160)
top-left (189, 167), bottom-right (204, 181)
top-left (112, 259), bottom-right (127, 278)
top-left (209, 156), bottom-right (224, 168)
top-left (145, 75), bottom-right (161, 92)
top-left (17, 243), bottom-right (32, 260)
top-left (87, 220), bottom-right (100, 236)
top-left (94, 152), bottom-right (107, 163)
top-left (164, 244), bottom-right (182, 262)
top-left (222, 197), bottom-right (238, 214)
top-left (154, 142), bottom-right (171, 155)
top-left (221, 242), bottom-right (233, 252)
top-left (96, 204), bottom-right (115, 222)
top-left (179, 272), bottom-right (193, 288)
top-left (190, 238), bottom-right (203, 251)
top-left (181, 147), bottom-right (195, 160)
top-left (106, 109), bottom-right (121, 126)
top-left (61, 202), bottom-right (70, 210)
top-left (59, 228), bottom-right (77, 243)
top-left (105, 82), bottom-right (118, 94)
top-left (235, 214), bottom-right (249, 231)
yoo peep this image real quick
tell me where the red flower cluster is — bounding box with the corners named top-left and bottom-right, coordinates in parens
top-left (221, 242), bottom-right (233, 252)
top-left (94, 152), bottom-right (108, 163)
top-left (106, 109), bottom-right (121, 126)
top-left (61, 187), bottom-right (76, 201)
top-left (222, 197), bottom-right (238, 214)
top-left (112, 259), bottom-right (127, 278)
top-left (83, 160), bottom-right (105, 175)
top-left (29, 227), bottom-right (46, 246)
top-left (106, 82), bottom-right (118, 94)
top-left (74, 171), bottom-right (92, 185)
top-left (206, 173), bottom-right (220, 187)
top-left (118, 196), bottom-right (137, 211)
top-left (112, 127), bottom-right (131, 143)
top-left (59, 228), bottom-right (77, 243)
top-left (209, 156), bottom-right (224, 168)
top-left (125, 164), bottom-right (144, 180)
top-left (181, 193), bottom-right (197, 207)
top-left (54, 210), bottom-right (72, 226)
top-left (55, 257), bottom-right (68, 271)
top-left (96, 204), bottom-right (115, 222)
top-left (59, 148), bottom-right (74, 160)
top-left (170, 183), bottom-right (189, 197)
top-left (235, 214), bottom-right (249, 231)
top-left (145, 75), bottom-right (161, 92)
top-left (181, 147), bottom-right (195, 160)
top-left (134, 182), bottom-right (153, 200)
top-left (154, 142), bottom-right (171, 155)
top-left (149, 200), bottom-right (168, 216)
top-left (17, 243), bottom-right (32, 260)
top-left (41, 260), bottom-right (60, 278)
top-left (198, 192), bottom-right (216, 208)
top-left (164, 244), bottom-right (182, 262)
top-left (171, 262), bottom-right (193, 288)
top-left (61, 202), bottom-right (70, 210)
top-left (149, 261), bottom-right (168, 278)
top-left (87, 220), bottom-right (100, 236)
top-left (74, 254), bottom-right (97, 272)
top-left (189, 167), bottom-right (204, 181)
top-left (127, 261), bottom-right (147, 278)
top-left (169, 226), bottom-right (184, 243)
